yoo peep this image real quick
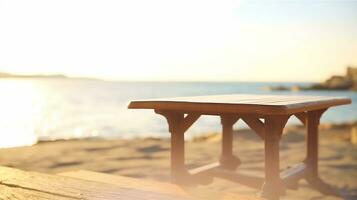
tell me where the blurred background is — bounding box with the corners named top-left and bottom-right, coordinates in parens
top-left (0, 0), bottom-right (356, 148)
top-left (0, 1), bottom-right (356, 199)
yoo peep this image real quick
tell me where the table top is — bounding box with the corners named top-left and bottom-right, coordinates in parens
top-left (128, 94), bottom-right (351, 115)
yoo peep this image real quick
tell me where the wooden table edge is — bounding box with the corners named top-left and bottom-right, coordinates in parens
top-left (127, 98), bottom-right (351, 115)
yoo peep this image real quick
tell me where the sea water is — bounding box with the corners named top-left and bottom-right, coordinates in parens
top-left (0, 79), bottom-right (355, 148)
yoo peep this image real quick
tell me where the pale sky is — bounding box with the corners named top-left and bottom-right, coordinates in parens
top-left (0, 0), bottom-right (356, 82)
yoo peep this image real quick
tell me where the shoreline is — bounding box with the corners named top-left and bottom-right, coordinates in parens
top-left (33, 121), bottom-right (356, 144)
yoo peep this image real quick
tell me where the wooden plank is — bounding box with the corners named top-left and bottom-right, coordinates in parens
top-left (188, 162), bottom-right (220, 175)
top-left (154, 111), bottom-right (190, 184)
top-left (220, 115), bottom-right (240, 170)
top-left (179, 113), bottom-right (201, 133)
top-left (281, 163), bottom-right (308, 189)
top-left (128, 94), bottom-right (351, 115)
top-left (130, 94), bottom-right (350, 106)
top-left (241, 116), bottom-right (265, 139)
top-left (0, 166), bottom-right (190, 200)
top-left (260, 116), bottom-right (288, 200)
top-left (294, 112), bottom-right (307, 125)
top-left (60, 170), bottom-right (264, 200)
top-left (59, 170), bottom-right (189, 197)
top-left (208, 168), bottom-right (264, 190)
top-left (184, 188), bottom-right (264, 200)
top-left (0, 185), bottom-right (71, 200)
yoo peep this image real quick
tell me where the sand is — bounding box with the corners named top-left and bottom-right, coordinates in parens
top-left (0, 124), bottom-right (356, 200)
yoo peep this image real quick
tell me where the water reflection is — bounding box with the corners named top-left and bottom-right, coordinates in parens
top-left (0, 80), bottom-right (44, 147)
top-left (0, 79), bottom-right (355, 148)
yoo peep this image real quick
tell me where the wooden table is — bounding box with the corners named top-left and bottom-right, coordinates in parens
top-left (128, 94), bottom-right (351, 200)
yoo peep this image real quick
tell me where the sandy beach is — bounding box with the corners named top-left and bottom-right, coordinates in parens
top-left (0, 123), bottom-right (356, 200)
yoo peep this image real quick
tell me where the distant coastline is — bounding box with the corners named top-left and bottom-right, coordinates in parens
top-left (267, 66), bottom-right (357, 91)
top-left (0, 72), bottom-right (99, 81)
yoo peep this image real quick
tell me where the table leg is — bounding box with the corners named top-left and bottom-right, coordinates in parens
top-left (220, 115), bottom-right (240, 170)
top-left (155, 110), bottom-right (204, 185)
top-left (170, 124), bottom-right (188, 183)
top-left (306, 111), bottom-right (320, 179)
top-left (305, 110), bottom-right (339, 196)
top-left (260, 116), bottom-right (288, 200)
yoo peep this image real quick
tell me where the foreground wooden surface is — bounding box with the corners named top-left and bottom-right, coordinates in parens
top-left (60, 170), bottom-right (263, 200)
top-left (0, 166), bottom-right (262, 200)
top-left (0, 125), bottom-right (355, 200)
top-left (0, 166), bottom-right (189, 200)
top-left (59, 170), bottom-right (190, 198)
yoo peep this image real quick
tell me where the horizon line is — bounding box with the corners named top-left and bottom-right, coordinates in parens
top-left (0, 70), bottom-right (322, 83)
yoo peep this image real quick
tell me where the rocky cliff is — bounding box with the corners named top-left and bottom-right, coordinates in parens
top-left (310, 66), bottom-right (357, 91)
top-left (347, 67), bottom-right (357, 90)
top-left (268, 66), bottom-right (357, 91)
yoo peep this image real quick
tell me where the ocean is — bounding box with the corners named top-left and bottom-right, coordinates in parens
top-left (0, 79), bottom-right (355, 148)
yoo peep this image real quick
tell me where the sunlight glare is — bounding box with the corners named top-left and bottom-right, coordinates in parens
top-left (0, 80), bottom-right (44, 148)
